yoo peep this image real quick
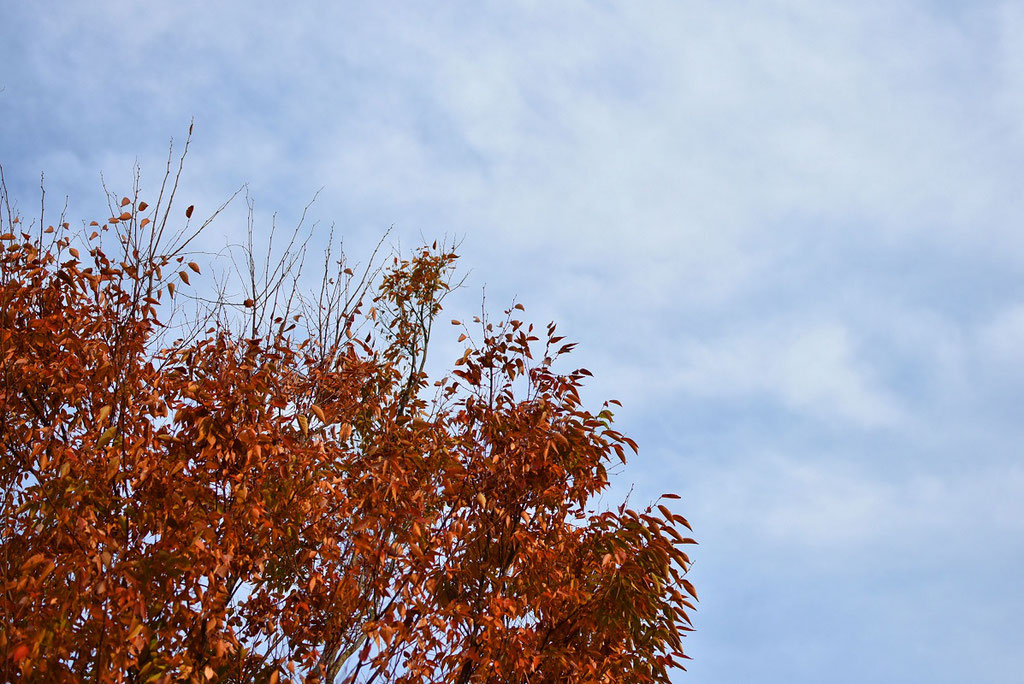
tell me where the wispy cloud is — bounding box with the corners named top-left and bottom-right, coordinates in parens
top-left (670, 322), bottom-right (905, 428)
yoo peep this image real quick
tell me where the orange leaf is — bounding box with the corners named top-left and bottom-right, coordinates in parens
top-left (119, 212), bottom-right (132, 220)
top-left (121, 197), bottom-right (131, 207)
top-left (188, 262), bottom-right (200, 274)
top-left (140, 218), bottom-right (151, 228)
top-left (179, 271), bottom-right (190, 285)
top-left (674, 515), bottom-right (693, 531)
top-left (138, 201), bottom-right (149, 211)
top-left (98, 426), bottom-right (117, 447)
top-left (681, 579), bottom-right (698, 601)
top-left (21, 553), bottom-right (47, 570)
top-left (12, 644), bottom-right (29, 663)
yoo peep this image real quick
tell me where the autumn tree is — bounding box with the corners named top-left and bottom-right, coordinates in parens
top-left (0, 145), bottom-right (696, 683)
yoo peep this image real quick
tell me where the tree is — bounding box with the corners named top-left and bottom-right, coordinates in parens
top-left (0, 149), bottom-right (696, 683)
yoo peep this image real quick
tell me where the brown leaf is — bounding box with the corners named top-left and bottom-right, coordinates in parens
top-left (185, 204), bottom-right (194, 218)
top-left (97, 426), bottom-right (117, 447)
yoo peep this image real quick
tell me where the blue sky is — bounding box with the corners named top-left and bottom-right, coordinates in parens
top-left (3, 2), bottom-right (1023, 681)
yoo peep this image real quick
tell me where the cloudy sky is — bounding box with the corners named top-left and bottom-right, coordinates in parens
top-left (3, 1), bottom-right (1023, 681)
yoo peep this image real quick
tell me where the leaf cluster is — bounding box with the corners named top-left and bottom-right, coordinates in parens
top-left (0, 157), bottom-right (695, 683)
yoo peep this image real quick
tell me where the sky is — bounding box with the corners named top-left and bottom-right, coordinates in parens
top-left (2, 1), bottom-right (1023, 681)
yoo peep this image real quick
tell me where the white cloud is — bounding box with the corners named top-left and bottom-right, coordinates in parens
top-left (684, 448), bottom-right (1024, 563)
top-left (670, 322), bottom-right (904, 428)
top-left (979, 303), bottom-right (1024, 365)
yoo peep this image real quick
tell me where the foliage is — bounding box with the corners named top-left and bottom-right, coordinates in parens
top-left (0, 155), bottom-right (695, 682)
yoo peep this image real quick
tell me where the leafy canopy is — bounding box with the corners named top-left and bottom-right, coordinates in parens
top-left (0, 149), bottom-right (695, 683)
